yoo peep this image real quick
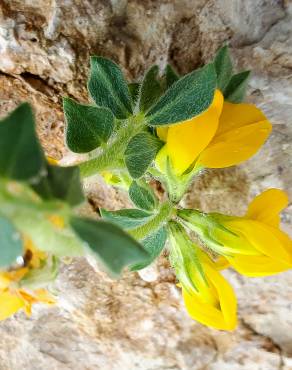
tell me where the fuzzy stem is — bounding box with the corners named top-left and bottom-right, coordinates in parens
top-left (79, 114), bottom-right (146, 178)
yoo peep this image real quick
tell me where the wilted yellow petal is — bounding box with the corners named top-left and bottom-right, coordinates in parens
top-left (0, 291), bottom-right (24, 320)
top-left (227, 254), bottom-right (291, 277)
top-left (225, 219), bottom-right (292, 265)
top-left (198, 102), bottom-right (272, 168)
top-left (246, 189), bottom-right (289, 227)
top-left (167, 90), bottom-right (223, 175)
top-left (156, 127), bottom-right (169, 142)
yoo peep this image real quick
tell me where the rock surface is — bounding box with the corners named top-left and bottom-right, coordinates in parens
top-left (0, 1), bottom-right (292, 369)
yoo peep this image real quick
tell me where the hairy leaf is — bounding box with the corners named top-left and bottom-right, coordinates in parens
top-left (0, 103), bottom-right (45, 181)
top-left (100, 208), bottom-right (152, 229)
top-left (130, 227), bottom-right (167, 271)
top-left (70, 216), bottom-right (149, 276)
top-left (32, 163), bottom-right (84, 207)
top-left (139, 65), bottom-right (162, 112)
top-left (129, 181), bottom-right (156, 211)
top-left (64, 98), bottom-right (114, 153)
top-left (125, 132), bottom-right (164, 178)
top-left (224, 70), bottom-right (251, 103)
top-left (214, 45), bottom-right (233, 91)
top-left (88, 56), bottom-right (133, 119)
top-left (146, 63), bottom-right (216, 125)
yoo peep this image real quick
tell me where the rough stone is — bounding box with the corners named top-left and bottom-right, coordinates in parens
top-left (0, 0), bottom-right (292, 369)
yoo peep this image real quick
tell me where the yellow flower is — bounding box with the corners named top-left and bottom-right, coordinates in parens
top-left (156, 90), bottom-right (272, 175)
top-left (180, 189), bottom-right (292, 277)
top-left (0, 238), bottom-right (55, 321)
top-left (168, 222), bottom-right (237, 330)
top-left (219, 189), bottom-right (292, 277)
top-left (182, 251), bottom-right (237, 331)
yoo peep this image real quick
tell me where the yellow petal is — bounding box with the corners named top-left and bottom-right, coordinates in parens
top-left (246, 189), bottom-right (289, 227)
top-left (167, 90), bottom-right (223, 175)
top-left (0, 291), bottom-right (24, 320)
top-left (47, 156), bottom-right (58, 165)
top-left (214, 101), bottom-right (269, 136)
top-left (198, 102), bottom-right (272, 168)
top-left (211, 223), bottom-right (261, 256)
top-left (156, 127), bottom-right (169, 142)
top-left (204, 263), bottom-right (237, 330)
top-left (225, 219), bottom-right (292, 265)
top-left (214, 256), bottom-right (230, 270)
top-left (33, 289), bottom-right (56, 305)
top-left (182, 288), bottom-right (228, 330)
top-left (226, 254), bottom-right (291, 277)
top-left (182, 257), bottom-right (237, 331)
top-left (155, 145), bottom-right (168, 174)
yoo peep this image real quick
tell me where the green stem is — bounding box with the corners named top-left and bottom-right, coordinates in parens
top-left (128, 200), bottom-right (174, 240)
top-left (79, 114), bottom-right (146, 178)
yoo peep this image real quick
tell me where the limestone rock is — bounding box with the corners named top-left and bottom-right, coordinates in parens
top-left (0, 0), bottom-right (292, 369)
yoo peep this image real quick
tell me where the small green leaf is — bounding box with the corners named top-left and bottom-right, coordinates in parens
top-left (146, 63), bottom-right (216, 126)
top-left (214, 45), bottom-right (233, 91)
top-left (100, 208), bottom-right (151, 229)
top-left (88, 56), bottom-right (133, 119)
top-left (32, 163), bottom-right (84, 206)
top-left (139, 65), bottom-right (162, 112)
top-left (0, 103), bottom-right (45, 181)
top-left (130, 227), bottom-right (167, 271)
top-left (224, 70), bottom-right (251, 103)
top-left (128, 83), bottom-right (140, 104)
top-left (70, 216), bottom-right (149, 276)
top-left (129, 181), bottom-right (156, 211)
top-left (63, 98), bottom-right (114, 153)
top-left (165, 64), bottom-right (179, 88)
top-left (0, 215), bottom-right (23, 268)
top-left (125, 132), bottom-right (164, 178)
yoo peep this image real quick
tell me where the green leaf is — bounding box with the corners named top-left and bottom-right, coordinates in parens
top-left (165, 64), bottom-right (179, 88)
top-left (139, 65), bottom-right (162, 112)
top-left (100, 208), bottom-right (151, 229)
top-left (214, 45), bottom-right (233, 91)
top-left (146, 63), bottom-right (216, 126)
top-left (224, 70), bottom-right (251, 103)
top-left (70, 216), bottom-right (149, 276)
top-left (125, 132), bottom-right (164, 178)
top-left (130, 227), bottom-right (167, 271)
top-left (0, 215), bottom-right (23, 268)
top-left (0, 103), bottom-right (45, 181)
top-left (63, 97), bottom-right (114, 153)
top-left (32, 163), bottom-right (84, 206)
top-left (129, 181), bottom-right (156, 211)
top-left (88, 56), bottom-right (133, 119)
top-left (128, 83), bottom-right (140, 104)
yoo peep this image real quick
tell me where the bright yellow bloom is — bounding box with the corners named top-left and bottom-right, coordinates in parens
top-left (168, 222), bottom-right (237, 330)
top-left (182, 251), bottom-right (237, 331)
top-left (219, 189), bottom-right (292, 277)
top-left (0, 239), bottom-right (55, 320)
top-left (156, 90), bottom-right (272, 175)
top-left (180, 189), bottom-right (292, 277)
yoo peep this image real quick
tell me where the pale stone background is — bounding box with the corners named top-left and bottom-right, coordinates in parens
top-left (0, 1), bottom-right (292, 369)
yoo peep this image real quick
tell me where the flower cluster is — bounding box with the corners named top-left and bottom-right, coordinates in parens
top-left (0, 45), bottom-right (291, 329)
